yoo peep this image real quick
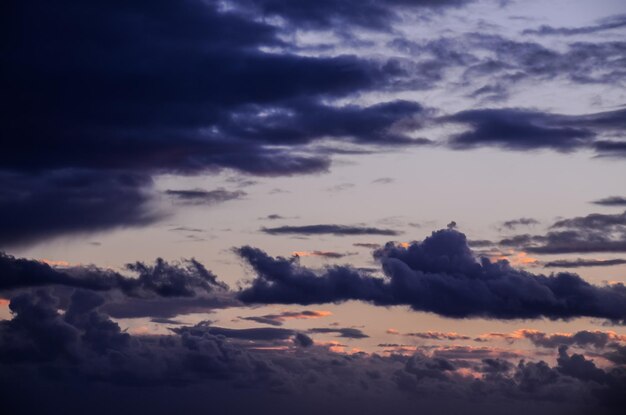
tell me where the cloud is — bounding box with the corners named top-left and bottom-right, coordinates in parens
top-left (261, 224), bottom-right (401, 236)
top-left (444, 109), bottom-right (595, 152)
top-left (404, 331), bottom-right (472, 341)
top-left (241, 310), bottom-right (332, 326)
top-left (354, 243), bottom-right (383, 249)
top-left (502, 210), bottom-right (626, 254)
top-left (517, 329), bottom-right (626, 349)
top-left (261, 214), bottom-right (287, 220)
top-left (307, 327), bottom-right (369, 339)
top-left (502, 218), bottom-right (539, 230)
top-left (237, 228), bottom-right (626, 321)
top-left (372, 177), bottom-right (395, 185)
top-left (523, 14), bottom-right (626, 36)
top-left (0, 251), bottom-right (229, 298)
top-left (231, 0), bottom-right (473, 31)
top-left (172, 323), bottom-right (297, 342)
top-left (0, 171), bottom-right (163, 248)
top-left (592, 196), bottom-right (626, 207)
top-left (1, 287), bottom-right (626, 413)
top-left (3, 0), bottom-right (444, 247)
top-left (391, 32), bottom-right (626, 97)
top-left (165, 188), bottom-right (246, 205)
top-left (214, 99), bottom-right (430, 148)
top-left (544, 258), bottom-right (626, 268)
top-left (292, 251), bottom-right (356, 259)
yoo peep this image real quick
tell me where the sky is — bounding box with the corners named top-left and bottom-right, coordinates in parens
top-left (1, 0), bottom-right (626, 414)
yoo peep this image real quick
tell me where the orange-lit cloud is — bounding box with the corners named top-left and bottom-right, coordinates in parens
top-left (477, 329), bottom-right (626, 346)
top-left (492, 250), bottom-right (538, 266)
top-left (242, 310), bottom-right (332, 326)
top-left (129, 325), bottom-right (151, 335)
top-left (39, 258), bottom-right (76, 267)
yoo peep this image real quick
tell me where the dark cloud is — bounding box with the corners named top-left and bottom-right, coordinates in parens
top-left (431, 346), bottom-right (521, 361)
top-left (502, 211), bottom-right (626, 254)
top-left (519, 330), bottom-right (625, 349)
top-left (231, 0), bottom-right (473, 31)
top-left (261, 224), bottom-right (401, 236)
top-left (502, 218), bottom-right (539, 229)
top-left (165, 188), bottom-right (246, 205)
top-left (467, 239), bottom-right (494, 248)
top-left (0, 252), bottom-right (114, 292)
top-left (594, 140), bottom-right (626, 158)
top-left (293, 251), bottom-right (356, 259)
top-left (0, 250), bottom-right (240, 318)
top-left (444, 109), bottom-right (595, 152)
top-left (3, 0), bottom-right (442, 246)
top-left (463, 33), bottom-right (626, 88)
top-left (307, 327), bottom-right (369, 339)
top-left (101, 295), bottom-right (238, 319)
top-left (354, 243), bottom-right (383, 249)
top-left (372, 177), bottom-right (395, 185)
top-left (390, 32), bottom-right (626, 96)
top-left (214, 99), bottom-right (430, 147)
top-left (5, 0), bottom-right (373, 177)
top-left (172, 323), bottom-right (296, 342)
top-left (604, 345), bottom-right (626, 365)
top-left (237, 228), bottom-right (626, 321)
top-left (405, 332), bottom-right (471, 341)
top-left (0, 171), bottom-right (162, 247)
top-left (544, 259), bottom-right (626, 268)
top-left (294, 332), bottom-right (314, 347)
top-left (241, 310), bottom-right (331, 326)
top-left (0, 251), bottom-right (228, 299)
top-left (523, 14), bottom-right (626, 36)
top-left (262, 214), bottom-right (287, 220)
top-left (1, 288), bottom-right (626, 414)
top-left (592, 196), bottom-right (626, 207)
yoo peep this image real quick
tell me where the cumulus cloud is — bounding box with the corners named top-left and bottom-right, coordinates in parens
top-left (237, 228), bottom-right (626, 321)
top-left (0, 252), bottom-right (240, 318)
